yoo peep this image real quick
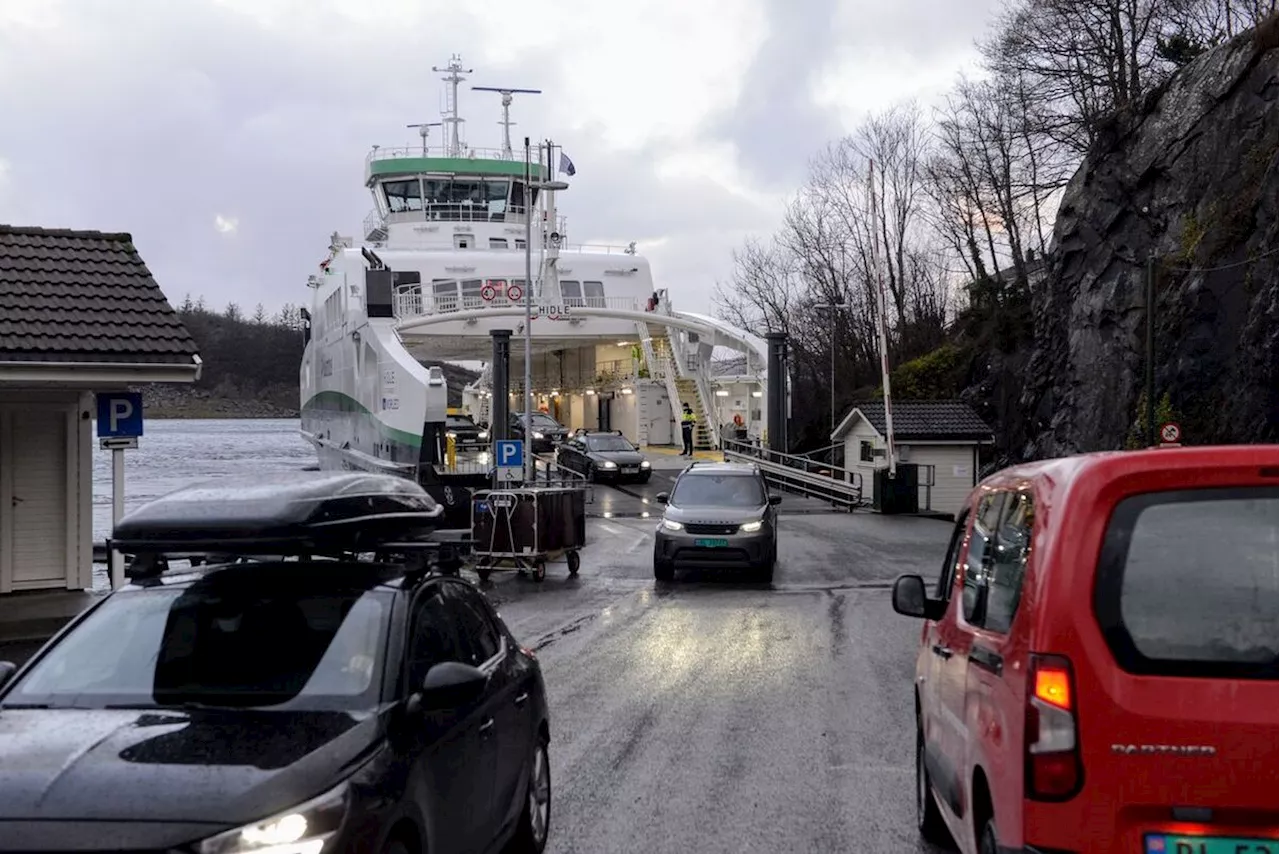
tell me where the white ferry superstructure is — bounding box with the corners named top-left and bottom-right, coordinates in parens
top-left (299, 56), bottom-right (768, 478)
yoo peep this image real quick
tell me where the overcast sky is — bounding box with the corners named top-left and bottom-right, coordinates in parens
top-left (0, 0), bottom-right (1002, 318)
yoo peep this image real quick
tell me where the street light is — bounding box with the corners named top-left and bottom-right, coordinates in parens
top-left (813, 300), bottom-right (844, 434)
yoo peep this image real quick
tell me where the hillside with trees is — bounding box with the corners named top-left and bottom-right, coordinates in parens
top-left (138, 298), bottom-right (478, 417)
top-left (717, 0), bottom-right (1277, 461)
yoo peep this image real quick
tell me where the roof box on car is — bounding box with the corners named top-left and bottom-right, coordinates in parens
top-left (111, 471), bottom-right (444, 556)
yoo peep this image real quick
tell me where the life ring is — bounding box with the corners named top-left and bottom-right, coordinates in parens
top-left (507, 284), bottom-right (523, 302)
top-left (480, 284), bottom-right (497, 301)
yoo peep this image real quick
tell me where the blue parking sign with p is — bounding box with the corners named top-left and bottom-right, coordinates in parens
top-left (96, 392), bottom-right (144, 438)
top-left (496, 439), bottom-right (524, 468)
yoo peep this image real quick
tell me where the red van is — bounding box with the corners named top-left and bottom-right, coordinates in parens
top-left (892, 445), bottom-right (1278, 854)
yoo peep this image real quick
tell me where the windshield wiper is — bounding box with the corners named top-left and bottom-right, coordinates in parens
top-left (104, 701), bottom-right (247, 712)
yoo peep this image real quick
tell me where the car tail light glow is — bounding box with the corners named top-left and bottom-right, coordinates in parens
top-left (1025, 653), bottom-right (1083, 800)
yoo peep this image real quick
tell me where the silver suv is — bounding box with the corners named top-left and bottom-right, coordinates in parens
top-left (653, 462), bottom-right (781, 583)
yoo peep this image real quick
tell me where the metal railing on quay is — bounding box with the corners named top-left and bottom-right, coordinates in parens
top-left (721, 438), bottom-right (864, 510)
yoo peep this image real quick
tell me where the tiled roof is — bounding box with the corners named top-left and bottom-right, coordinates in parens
top-left (0, 225), bottom-right (199, 364)
top-left (839, 399), bottom-right (993, 442)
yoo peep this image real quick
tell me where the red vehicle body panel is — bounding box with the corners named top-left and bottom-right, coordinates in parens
top-left (914, 445), bottom-right (1279, 854)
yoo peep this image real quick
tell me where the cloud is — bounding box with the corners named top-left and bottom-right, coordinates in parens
top-left (0, 0), bottom-right (1002, 317)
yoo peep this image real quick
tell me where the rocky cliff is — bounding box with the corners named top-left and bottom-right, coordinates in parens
top-left (978, 21), bottom-right (1278, 461)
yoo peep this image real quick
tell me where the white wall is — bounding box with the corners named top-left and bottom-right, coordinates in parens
top-left (609, 391), bottom-right (640, 443)
top-left (841, 419), bottom-right (884, 503)
top-left (898, 443), bottom-right (977, 517)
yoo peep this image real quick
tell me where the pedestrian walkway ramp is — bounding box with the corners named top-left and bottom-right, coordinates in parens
top-left (721, 439), bottom-right (865, 511)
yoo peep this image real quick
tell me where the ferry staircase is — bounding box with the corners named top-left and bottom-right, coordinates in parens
top-left (635, 321), bottom-right (713, 451)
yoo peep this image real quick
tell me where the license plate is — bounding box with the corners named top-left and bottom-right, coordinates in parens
top-left (1145, 834), bottom-right (1278, 853)
top-left (695, 538), bottom-right (729, 548)
top-left (622, 466), bottom-right (638, 473)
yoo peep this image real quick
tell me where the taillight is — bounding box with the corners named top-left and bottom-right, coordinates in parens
top-left (1025, 653), bottom-right (1083, 800)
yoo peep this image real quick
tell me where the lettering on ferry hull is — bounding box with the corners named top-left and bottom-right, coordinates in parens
top-left (530, 304), bottom-right (572, 321)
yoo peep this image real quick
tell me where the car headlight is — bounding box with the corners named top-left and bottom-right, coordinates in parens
top-left (740, 520), bottom-right (764, 533)
top-left (478, 431), bottom-right (489, 440)
top-left (640, 460), bottom-right (651, 468)
top-left (198, 780), bottom-right (349, 854)
top-left (601, 460), bottom-right (618, 469)
top-left (533, 431), bottom-right (545, 439)
top-left (661, 518), bottom-right (683, 531)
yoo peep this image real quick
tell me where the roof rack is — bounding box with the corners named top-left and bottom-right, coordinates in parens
top-left (111, 472), bottom-right (447, 561)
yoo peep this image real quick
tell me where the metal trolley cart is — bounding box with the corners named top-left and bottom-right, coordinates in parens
top-left (471, 486), bottom-right (587, 582)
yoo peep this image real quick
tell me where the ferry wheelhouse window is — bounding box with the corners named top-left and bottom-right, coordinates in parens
top-left (583, 280), bottom-right (605, 307)
top-left (384, 179), bottom-right (423, 212)
top-left (489, 238), bottom-right (509, 249)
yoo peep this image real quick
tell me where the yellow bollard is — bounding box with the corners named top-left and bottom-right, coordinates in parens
top-left (446, 434), bottom-right (457, 470)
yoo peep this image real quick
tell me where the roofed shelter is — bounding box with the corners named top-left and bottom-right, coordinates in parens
top-left (0, 225), bottom-right (201, 596)
top-left (832, 400), bottom-right (993, 518)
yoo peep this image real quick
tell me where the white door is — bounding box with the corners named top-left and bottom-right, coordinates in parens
top-left (7, 410), bottom-right (71, 588)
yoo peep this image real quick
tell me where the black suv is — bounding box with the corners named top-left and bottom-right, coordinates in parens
top-left (509, 412), bottom-right (569, 454)
top-left (0, 473), bottom-right (553, 854)
top-left (653, 461), bottom-right (781, 582)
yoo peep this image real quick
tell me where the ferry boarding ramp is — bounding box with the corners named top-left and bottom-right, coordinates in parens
top-left (531, 447), bottom-right (852, 518)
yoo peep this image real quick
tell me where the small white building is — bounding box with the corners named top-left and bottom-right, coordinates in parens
top-left (831, 400), bottom-right (994, 518)
top-left (0, 225), bottom-right (201, 597)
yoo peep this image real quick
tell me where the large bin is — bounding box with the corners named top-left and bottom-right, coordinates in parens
top-left (470, 486), bottom-right (587, 581)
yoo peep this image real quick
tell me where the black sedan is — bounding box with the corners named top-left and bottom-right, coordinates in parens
top-left (557, 431), bottom-right (652, 483)
top-left (0, 561), bottom-right (552, 854)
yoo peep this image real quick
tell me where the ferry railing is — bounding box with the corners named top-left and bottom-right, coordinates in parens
top-left (393, 290), bottom-right (641, 321)
top-left (721, 438), bottom-right (865, 510)
top-left (367, 145), bottom-right (530, 165)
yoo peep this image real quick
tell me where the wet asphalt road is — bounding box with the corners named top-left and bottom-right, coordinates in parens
top-left (478, 498), bottom-right (956, 854)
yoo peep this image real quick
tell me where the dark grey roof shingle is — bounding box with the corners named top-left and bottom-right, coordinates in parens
top-left (848, 399), bottom-right (992, 441)
top-left (0, 225), bottom-right (199, 364)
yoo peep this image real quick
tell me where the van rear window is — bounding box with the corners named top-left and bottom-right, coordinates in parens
top-left (1094, 487), bottom-right (1278, 680)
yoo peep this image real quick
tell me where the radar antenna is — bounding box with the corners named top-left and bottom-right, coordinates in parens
top-left (432, 54), bottom-right (473, 157)
top-left (472, 86), bottom-right (543, 160)
top-left (407, 121), bottom-right (443, 155)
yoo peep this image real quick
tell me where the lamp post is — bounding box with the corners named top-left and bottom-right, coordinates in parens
top-left (813, 300), bottom-right (844, 447)
top-left (521, 135), bottom-right (569, 483)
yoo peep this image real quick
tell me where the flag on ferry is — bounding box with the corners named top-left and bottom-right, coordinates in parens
top-left (559, 151), bottom-right (576, 177)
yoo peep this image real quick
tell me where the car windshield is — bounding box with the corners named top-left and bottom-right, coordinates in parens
top-left (447, 415), bottom-right (476, 429)
top-left (586, 435), bottom-right (635, 452)
top-left (671, 473), bottom-right (766, 508)
top-left (2, 568), bottom-right (393, 712)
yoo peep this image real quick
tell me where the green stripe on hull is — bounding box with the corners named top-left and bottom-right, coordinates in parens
top-left (302, 390), bottom-right (423, 448)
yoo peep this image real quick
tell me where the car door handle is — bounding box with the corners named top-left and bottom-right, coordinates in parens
top-left (931, 644), bottom-right (953, 659)
top-left (969, 644), bottom-right (1003, 676)
top-left (479, 717), bottom-right (495, 736)
top-left (515, 692), bottom-right (529, 707)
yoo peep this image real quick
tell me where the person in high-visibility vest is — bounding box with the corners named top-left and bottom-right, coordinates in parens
top-left (680, 403), bottom-right (696, 456)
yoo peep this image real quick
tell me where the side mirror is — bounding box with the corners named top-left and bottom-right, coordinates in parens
top-left (892, 574), bottom-right (943, 620)
top-left (655, 493), bottom-right (669, 504)
top-left (768, 494), bottom-right (782, 506)
top-left (418, 661), bottom-right (488, 710)
top-left (0, 660), bottom-right (16, 689)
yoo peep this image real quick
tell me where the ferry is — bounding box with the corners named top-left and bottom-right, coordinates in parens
top-left (298, 55), bottom-right (768, 485)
